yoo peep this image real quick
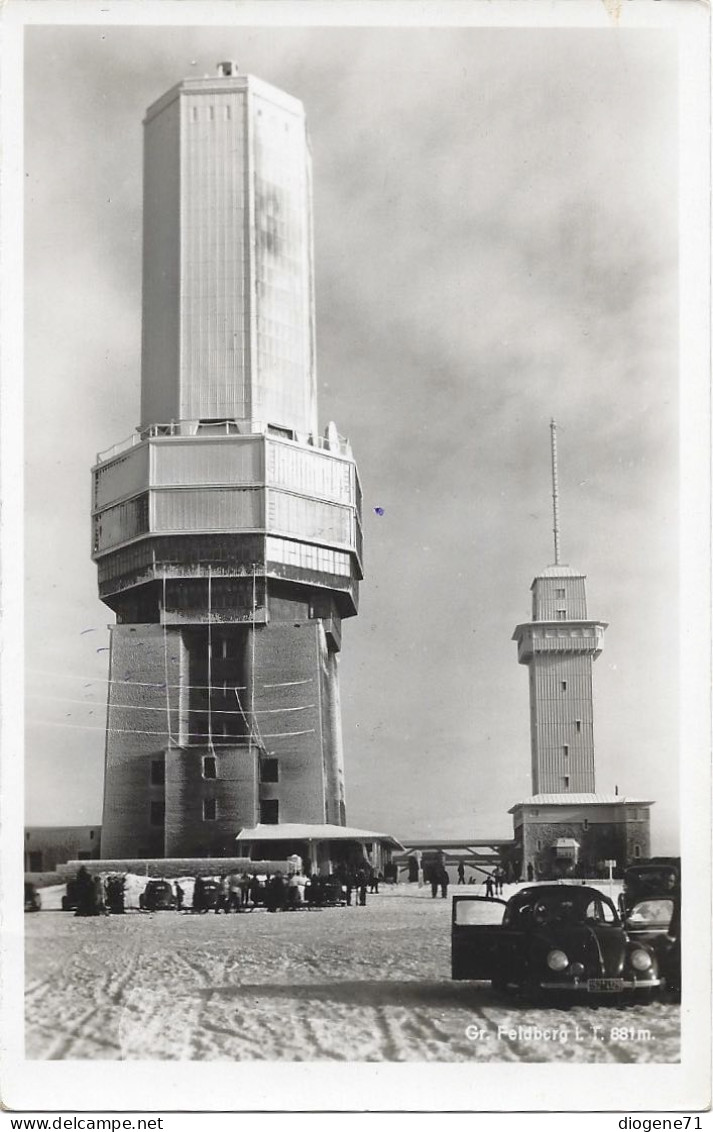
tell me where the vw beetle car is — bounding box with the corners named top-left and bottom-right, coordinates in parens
top-left (139, 879), bottom-right (176, 911)
top-left (624, 893), bottom-right (680, 999)
top-left (452, 884), bottom-right (661, 998)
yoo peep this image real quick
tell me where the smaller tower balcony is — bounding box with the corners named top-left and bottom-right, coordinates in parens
top-left (512, 621), bottom-right (607, 665)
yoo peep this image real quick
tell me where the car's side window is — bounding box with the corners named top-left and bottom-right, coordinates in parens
top-left (585, 899), bottom-right (602, 921)
top-left (454, 900), bottom-right (505, 926)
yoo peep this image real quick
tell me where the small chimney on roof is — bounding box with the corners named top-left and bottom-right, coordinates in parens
top-left (217, 61), bottom-right (239, 78)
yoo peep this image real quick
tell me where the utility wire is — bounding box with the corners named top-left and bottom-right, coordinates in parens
top-left (27, 669), bottom-right (314, 692)
top-left (26, 694), bottom-right (315, 715)
top-left (30, 719), bottom-right (315, 739)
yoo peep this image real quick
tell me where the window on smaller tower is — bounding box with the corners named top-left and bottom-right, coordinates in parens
top-left (576, 720), bottom-right (582, 732)
top-left (634, 844), bottom-right (641, 858)
top-left (563, 776), bottom-right (570, 790)
top-left (556, 609), bottom-right (567, 620)
top-left (555, 588), bottom-right (565, 598)
top-left (191, 106), bottom-right (198, 122)
top-left (563, 745), bottom-right (569, 757)
top-left (561, 681), bottom-right (567, 692)
top-left (203, 756), bottom-right (217, 780)
top-left (583, 819), bottom-right (589, 831)
top-left (150, 759), bottom-right (165, 787)
top-left (536, 839), bottom-right (542, 851)
top-left (203, 799), bottom-right (217, 822)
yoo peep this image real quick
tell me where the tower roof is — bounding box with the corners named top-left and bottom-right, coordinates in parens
top-left (531, 564), bottom-right (585, 583)
top-left (509, 793), bottom-right (655, 812)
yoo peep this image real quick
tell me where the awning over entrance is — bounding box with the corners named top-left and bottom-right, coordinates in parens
top-left (236, 823), bottom-right (404, 854)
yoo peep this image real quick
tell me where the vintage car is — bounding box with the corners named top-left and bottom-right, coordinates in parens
top-left (24, 881), bottom-right (41, 913)
top-left (139, 879), bottom-right (176, 911)
top-left (452, 884), bottom-right (662, 998)
top-left (619, 860), bottom-right (680, 917)
top-left (624, 893), bottom-right (680, 999)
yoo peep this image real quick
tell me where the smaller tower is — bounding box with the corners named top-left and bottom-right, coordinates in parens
top-left (512, 421), bottom-right (607, 794)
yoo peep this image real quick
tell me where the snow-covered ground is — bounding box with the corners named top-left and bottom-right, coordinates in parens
top-left (25, 884), bottom-right (679, 1062)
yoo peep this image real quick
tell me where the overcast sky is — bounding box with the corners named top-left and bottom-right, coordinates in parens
top-left (24, 23), bottom-right (680, 851)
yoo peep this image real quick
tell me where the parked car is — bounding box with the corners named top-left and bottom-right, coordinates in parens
top-left (200, 879), bottom-right (221, 910)
top-left (624, 893), bottom-right (680, 999)
top-left (452, 884), bottom-right (662, 999)
top-left (139, 880), bottom-right (176, 911)
top-left (24, 881), bottom-right (41, 912)
top-left (619, 860), bottom-right (680, 917)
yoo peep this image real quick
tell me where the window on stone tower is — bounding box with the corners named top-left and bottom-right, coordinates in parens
top-left (203, 798), bottom-right (217, 821)
top-left (563, 745), bottom-right (569, 758)
top-left (576, 720), bottom-right (582, 732)
top-left (583, 819), bottom-right (589, 831)
top-left (556, 609), bottom-right (566, 620)
top-left (260, 758), bottom-right (279, 783)
top-left (634, 844), bottom-right (641, 858)
top-left (563, 776), bottom-right (570, 790)
top-left (555, 588), bottom-right (565, 598)
top-left (150, 759), bottom-right (165, 787)
top-left (260, 799), bottom-right (279, 824)
top-left (150, 801), bottom-right (165, 826)
top-left (203, 756), bottom-right (217, 780)
top-left (561, 681), bottom-right (567, 691)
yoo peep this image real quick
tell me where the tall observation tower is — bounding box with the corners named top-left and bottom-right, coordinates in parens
top-left (512, 421), bottom-right (607, 795)
top-left (508, 424), bottom-right (652, 879)
top-left (91, 63), bottom-right (363, 860)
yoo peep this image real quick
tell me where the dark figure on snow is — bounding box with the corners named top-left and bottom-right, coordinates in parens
top-left (74, 866), bottom-right (97, 916)
top-left (357, 870), bottom-right (368, 906)
top-left (105, 875), bottom-right (125, 914)
top-left (174, 882), bottom-right (184, 911)
top-left (249, 874), bottom-right (262, 906)
top-left (345, 869), bottom-right (355, 907)
top-left (527, 862), bottom-right (534, 883)
top-left (193, 875), bottom-right (207, 913)
top-left (485, 874), bottom-right (495, 899)
top-left (429, 867), bottom-right (439, 899)
top-left (267, 873), bottom-right (286, 912)
top-left (439, 866), bottom-right (449, 898)
top-left (457, 861), bottom-right (466, 885)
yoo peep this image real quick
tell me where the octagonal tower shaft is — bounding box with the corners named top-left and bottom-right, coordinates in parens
top-left (92, 66), bottom-right (362, 860)
top-left (141, 70), bottom-right (317, 438)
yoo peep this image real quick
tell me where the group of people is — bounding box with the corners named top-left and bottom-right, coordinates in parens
top-left (484, 871), bottom-right (506, 898)
top-left (193, 868), bottom-right (373, 913)
top-left (336, 864), bottom-right (380, 907)
top-left (70, 861), bottom-right (386, 916)
top-left (193, 872), bottom-right (259, 913)
top-left (72, 866), bottom-right (125, 916)
top-left (428, 865), bottom-right (450, 899)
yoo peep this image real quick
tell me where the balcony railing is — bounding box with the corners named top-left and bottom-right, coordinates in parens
top-left (96, 421), bottom-right (352, 464)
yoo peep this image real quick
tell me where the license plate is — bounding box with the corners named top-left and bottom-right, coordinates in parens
top-left (587, 978), bottom-right (624, 992)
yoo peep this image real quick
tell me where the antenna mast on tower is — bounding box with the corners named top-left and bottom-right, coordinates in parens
top-left (550, 418), bottom-right (561, 565)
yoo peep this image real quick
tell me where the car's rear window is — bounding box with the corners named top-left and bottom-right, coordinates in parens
top-left (454, 900), bottom-right (504, 926)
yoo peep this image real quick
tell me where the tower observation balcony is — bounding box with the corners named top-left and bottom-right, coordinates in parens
top-left (91, 422), bottom-right (362, 619)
